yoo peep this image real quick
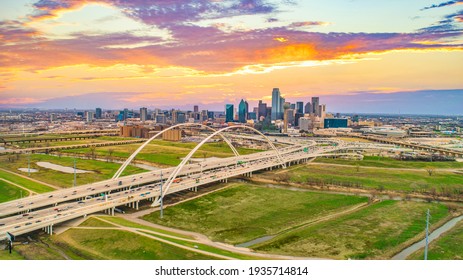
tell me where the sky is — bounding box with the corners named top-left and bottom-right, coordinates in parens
top-left (0, 0), bottom-right (462, 114)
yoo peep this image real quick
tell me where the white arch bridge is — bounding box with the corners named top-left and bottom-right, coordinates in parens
top-left (0, 125), bottom-right (351, 238)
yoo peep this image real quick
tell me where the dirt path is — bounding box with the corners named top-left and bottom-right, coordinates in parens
top-left (0, 167), bottom-right (61, 190)
top-left (75, 220), bottom-right (236, 260)
top-left (307, 162), bottom-right (462, 173)
top-left (0, 178), bottom-right (37, 196)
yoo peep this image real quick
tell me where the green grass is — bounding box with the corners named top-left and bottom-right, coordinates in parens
top-left (54, 228), bottom-right (220, 260)
top-left (0, 154), bottom-right (146, 188)
top-left (284, 164), bottom-right (463, 193)
top-left (143, 183), bottom-right (368, 244)
top-left (98, 216), bottom-right (193, 239)
top-left (0, 180), bottom-right (28, 202)
top-left (78, 217), bottom-right (115, 228)
top-left (140, 231), bottom-right (264, 260)
top-left (254, 200), bottom-right (450, 259)
top-left (409, 219), bottom-right (463, 260)
top-left (62, 140), bottom-right (261, 167)
top-left (0, 249), bottom-right (25, 260)
top-left (315, 156), bottom-right (463, 169)
top-left (96, 216), bottom-right (264, 259)
top-left (0, 169), bottom-right (55, 193)
top-left (14, 241), bottom-right (66, 260)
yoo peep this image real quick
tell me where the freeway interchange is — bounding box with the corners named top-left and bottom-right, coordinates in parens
top-left (0, 138), bottom-right (347, 239)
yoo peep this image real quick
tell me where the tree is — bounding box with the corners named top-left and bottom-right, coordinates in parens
top-left (90, 146), bottom-right (96, 160)
top-left (426, 167), bottom-right (436, 176)
top-left (108, 148), bottom-right (114, 162)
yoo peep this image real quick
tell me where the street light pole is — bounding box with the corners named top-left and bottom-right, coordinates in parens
top-left (160, 170), bottom-right (163, 219)
top-left (28, 153), bottom-right (31, 177)
top-left (424, 209), bottom-right (430, 260)
top-left (73, 157), bottom-right (77, 187)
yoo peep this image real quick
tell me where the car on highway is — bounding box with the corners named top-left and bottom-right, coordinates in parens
top-left (14, 225), bottom-right (21, 229)
top-left (26, 222), bottom-right (32, 226)
top-left (0, 223), bottom-right (5, 227)
top-left (48, 195), bottom-right (53, 198)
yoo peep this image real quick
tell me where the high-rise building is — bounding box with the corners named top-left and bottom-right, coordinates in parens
top-left (225, 104), bottom-right (234, 122)
top-left (177, 112), bottom-right (186, 123)
top-left (312, 97), bottom-right (320, 116)
top-left (95, 108), bottom-right (102, 119)
top-left (238, 99), bottom-right (248, 123)
top-left (257, 100), bottom-right (267, 120)
top-left (319, 104), bottom-right (326, 119)
top-left (290, 103), bottom-right (296, 110)
top-left (271, 88), bottom-right (284, 120)
top-left (296, 102), bottom-right (304, 114)
top-left (193, 105), bottom-right (199, 113)
top-left (304, 102), bottom-right (312, 114)
top-left (172, 110), bottom-right (178, 124)
top-left (140, 107), bottom-right (148, 122)
top-left (85, 111), bottom-right (93, 123)
top-left (50, 113), bottom-right (56, 122)
top-left (123, 108), bottom-right (129, 120)
top-left (155, 114), bottom-right (166, 124)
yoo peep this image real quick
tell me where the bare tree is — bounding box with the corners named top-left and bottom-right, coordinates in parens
top-left (108, 148), bottom-right (114, 162)
top-left (426, 167), bottom-right (436, 176)
top-left (90, 146), bottom-right (96, 160)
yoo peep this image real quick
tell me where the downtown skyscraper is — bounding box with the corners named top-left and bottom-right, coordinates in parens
top-left (271, 88), bottom-right (285, 120)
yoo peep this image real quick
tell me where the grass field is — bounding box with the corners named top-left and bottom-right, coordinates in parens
top-left (62, 140), bottom-right (261, 166)
top-left (0, 249), bottom-right (25, 260)
top-left (315, 156), bottom-right (463, 169)
top-left (284, 164), bottom-right (463, 193)
top-left (254, 200), bottom-right (449, 259)
top-left (78, 217), bottom-right (115, 228)
top-left (53, 229), bottom-right (219, 260)
top-left (143, 183), bottom-right (368, 244)
top-left (0, 154), bottom-right (147, 188)
top-left (409, 219), bottom-right (463, 260)
top-left (0, 180), bottom-right (28, 202)
top-left (0, 169), bottom-right (55, 193)
top-left (99, 216), bottom-right (193, 239)
top-left (95, 216), bottom-right (263, 259)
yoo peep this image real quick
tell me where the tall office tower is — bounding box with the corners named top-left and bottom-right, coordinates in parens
top-left (177, 112), bottom-right (186, 123)
top-left (85, 111), bottom-right (93, 123)
top-left (201, 110), bottom-right (208, 121)
top-left (140, 107), bottom-right (148, 122)
top-left (312, 97), bottom-right (320, 116)
top-left (257, 100), bottom-right (267, 120)
top-left (123, 108), bottom-right (129, 120)
top-left (296, 102), bottom-right (304, 114)
top-left (172, 109), bottom-right (178, 124)
top-left (304, 102), bottom-right (312, 114)
top-left (319, 104), bottom-right (326, 119)
top-left (50, 113), bottom-right (56, 122)
top-left (193, 105), bottom-right (199, 113)
top-left (225, 104), bottom-right (234, 122)
top-left (286, 108), bottom-right (295, 126)
top-left (95, 108), bottom-right (102, 119)
top-left (238, 99), bottom-right (248, 123)
top-left (271, 88), bottom-right (284, 120)
top-left (155, 114), bottom-right (166, 124)
top-left (283, 103), bottom-right (291, 133)
top-left (290, 103), bottom-right (296, 110)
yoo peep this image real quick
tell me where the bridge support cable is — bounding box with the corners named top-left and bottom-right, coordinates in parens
top-left (112, 123), bottom-right (240, 179)
top-left (152, 125), bottom-right (287, 207)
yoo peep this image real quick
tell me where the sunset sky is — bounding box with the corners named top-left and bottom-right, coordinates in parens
top-left (1, 0), bottom-right (462, 113)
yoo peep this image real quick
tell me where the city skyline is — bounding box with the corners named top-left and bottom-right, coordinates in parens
top-left (1, 1), bottom-right (462, 113)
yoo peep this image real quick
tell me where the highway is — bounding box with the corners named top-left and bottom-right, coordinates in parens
top-left (0, 140), bottom-right (343, 239)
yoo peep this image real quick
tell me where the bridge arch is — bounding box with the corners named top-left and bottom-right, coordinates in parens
top-left (112, 123), bottom-right (240, 179)
top-left (154, 125), bottom-right (286, 204)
